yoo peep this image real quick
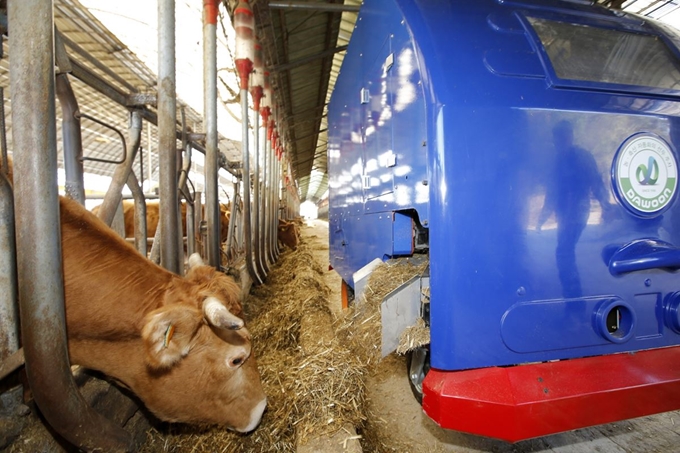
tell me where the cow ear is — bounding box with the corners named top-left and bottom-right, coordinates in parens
top-left (141, 304), bottom-right (203, 369)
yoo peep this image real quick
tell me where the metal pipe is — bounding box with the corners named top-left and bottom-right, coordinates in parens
top-left (126, 170), bottom-right (147, 256)
top-left (204, 0), bottom-right (221, 269)
top-left (0, 171), bottom-right (20, 412)
top-left (268, 143), bottom-right (276, 261)
top-left (9, 1), bottom-right (132, 450)
top-left (149, 221), bottom-right (161, 264)
top-left (0, 88), bottom-right (7, 174)
top-left (267, 135), bottom-right (276, 264)
top-left (158, 0), bottom-right (180, 274)
top-left (79, 113), bottom-right (126, 165)
top-left (252, 112), bottom-right (267, 277)
top-left (268, 1), bottom-right (361, 12)
top-left (242, 91), bottom-right (263, 284)
top-left (55, 73), bottom-right (85, 205)
top-left (261, 128), bottom-right (271, 267)
top-left (275, 156), bottom-right (282, 258)
top-left (226, 181), bottom-right (238, 261)
top-left (180, 143), bottom-right (196, 258)
top-left (186, 197), bottom-right (196, 258)
top-left (96, 110), bottom-right (142, 227)
top-left (266, 139), bottom-right (275, 263)
top-left (194, 191), bottom-right (203, 259)
top-left (176, 148), bottom-right (185, 275)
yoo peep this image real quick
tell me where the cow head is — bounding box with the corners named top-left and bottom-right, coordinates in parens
top-left (278, 220), bottom-right (299, 250)
top-left (219, 204), bottom-right (231, 242)
top-left (139, 254), bottom-right (266, 432)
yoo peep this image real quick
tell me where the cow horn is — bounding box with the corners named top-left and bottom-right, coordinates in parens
top-left (203, 297), bottom-right (244, 330)
top-left (188, 253), bottom-right (204, 269)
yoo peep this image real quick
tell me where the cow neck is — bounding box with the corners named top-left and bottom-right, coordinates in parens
top-left (68, 336), bottom-right (149, 389)
top-left (60, 196), bottom-right (177, 337)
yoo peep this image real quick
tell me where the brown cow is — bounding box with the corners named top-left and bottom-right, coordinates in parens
top-left (3, 157), bottom-right (266, 429)
top-left (118, 199), bottom-right (231, 240)
top-left (4, 157), bottom-right (266, 429)
top-left (278, 219), bottom-right (299, 250)
top-left (63, 196), bottom-right (266, 429)
top-left (12, 189), bottom-right (267, 430)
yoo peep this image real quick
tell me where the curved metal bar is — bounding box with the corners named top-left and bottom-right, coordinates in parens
top-left (9, 1), bottom-right (133, 450)
top-left (267, 133), bottom-right (277, 263)
top-left (226, 180), bottom-right (239, 261)
top-left (261, 128), bottom-right (272, 267)
top-left (79, 112), bottom-right (127, 165)
top-left (177, 142), bottom-right (194, 268)
top-left (0, 171), bottom-right (20, 415)
top-left (149, 220), bottom-right (162, 264)
top-left (241, 91), bottom-right (263, 285)
top-left (275, 155), bottom-right (282, 258)
top-left (96, 110), bottom-right (142, 227)
top-left (125, 170), bottom-right (147, 256)
top-left (267, 137), bottom-right (276, 263)
top-left (252, 112), bottom-right (267, 277)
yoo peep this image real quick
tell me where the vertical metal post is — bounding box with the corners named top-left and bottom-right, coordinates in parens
top-left (268, 136), bottom-right (277, 261)
top-left (0, 88), bottom-right (7, 173)
top-left (55, 73), bottom-right (85, 205)
top-left (226, 181), bottom-right (238, 260)
top-left (272, 153), bottom-right (281, 259)
top-left (252, 112), bottom-right (267, 276)
top-left (203, 0), bottom-right (220, 268)
top-left (0, 171), bottom-right (19, 412)
top-left (194, 190), bottom-right (204, 259)
top-left (267, 139), bottom-right (276, 262)
top-left (159, 0), bottom-right (179, 273)
top-left (97, 110), bottom-right (142, 227)
top-left (242, 93), bottom-right (263, 284)
top-left (147, 124), bottom-right (153, 190)
top-left (261, 129), bottom-right (271, 266)
top-left (187, 199), bottom-right (195, 257)
top-left (9, 1), bottom-right (132, 450)
top-left (179, 144), bottom-right (195, 259)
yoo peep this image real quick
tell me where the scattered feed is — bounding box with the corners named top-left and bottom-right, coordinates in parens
top-left (140, 239), bottom-right (365, 452)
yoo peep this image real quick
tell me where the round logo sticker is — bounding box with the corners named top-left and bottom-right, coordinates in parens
top-left (615, 134), bottom-right (677, 216)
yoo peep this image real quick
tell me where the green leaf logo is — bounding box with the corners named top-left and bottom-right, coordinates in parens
top-left (636, 156), bottom-right (659, 185)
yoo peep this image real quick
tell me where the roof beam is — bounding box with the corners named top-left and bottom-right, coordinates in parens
top-left (268, 1), bottom-right (361, 12)
top-left (270, 45), bottom-right (347, 72)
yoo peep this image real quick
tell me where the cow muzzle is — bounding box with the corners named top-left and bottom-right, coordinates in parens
top-left (235, 397), bottom-right (267, 433)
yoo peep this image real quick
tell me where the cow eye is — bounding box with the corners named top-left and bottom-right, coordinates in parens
top-left (231, 357), bottom-right (244, 367)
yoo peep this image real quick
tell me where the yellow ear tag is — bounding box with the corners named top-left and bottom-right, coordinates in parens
top-left (163, 324), bottom-right (176, 349)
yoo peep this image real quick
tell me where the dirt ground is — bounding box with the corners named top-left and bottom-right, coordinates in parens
top-left (300, 218), bottom-right (680, 453)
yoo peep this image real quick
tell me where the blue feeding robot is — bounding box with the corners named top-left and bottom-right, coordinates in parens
top-left (328, 0), bottom-right (680, 442)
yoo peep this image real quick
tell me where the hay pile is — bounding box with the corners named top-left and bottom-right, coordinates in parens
top-left (141, 240), bottom-right (366, 452)
top-left (331, 258), bottom-right (429, 453)
top-left (336, 259), bottom-right (428, 367)
top-left (396, 317), bottom-right (430, 355)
